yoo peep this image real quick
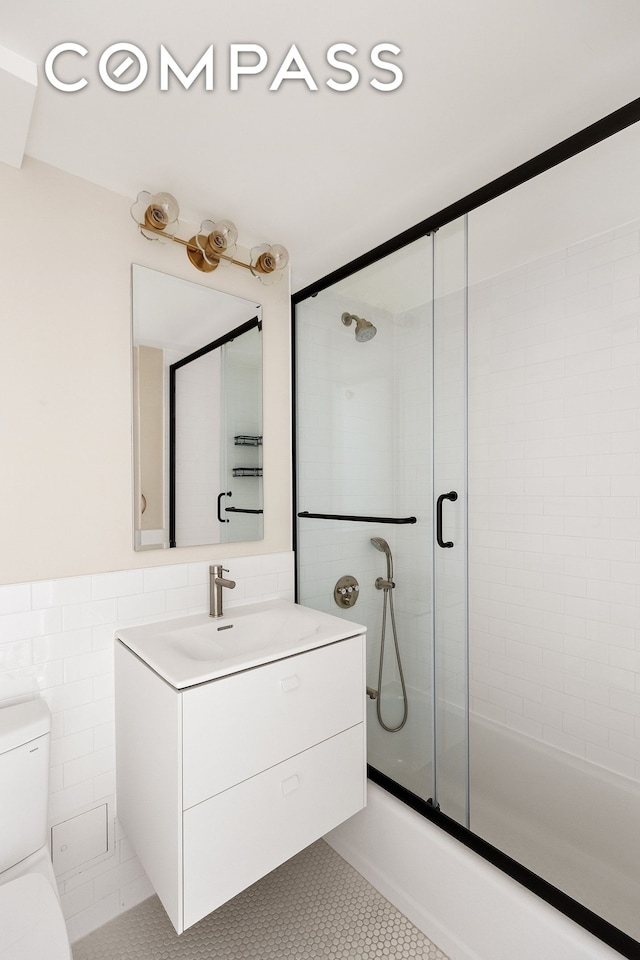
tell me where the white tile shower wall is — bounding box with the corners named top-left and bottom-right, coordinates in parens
top-left (224, 341), bottom-right (263, 542)
top-left (296, 293), bottom-right (396, 518)
top-left (431, 282), bottom-right (469, 821)
top-left (0, 551), bottom-right (294, 942)
top-left (392, 303), bottom-right (433, 699)
top-left (468, 217), bottom-right (640, 780)
top-left (297, 291), bottom-right (434, 772)
top-left (433, 285), bottom-right (468, 705)
top-left (296, 291), bottom-right (397, 690)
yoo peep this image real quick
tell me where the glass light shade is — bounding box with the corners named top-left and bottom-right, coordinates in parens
top-left (196, 219), bottom-right (239, 266)
top-left (249, 243), bottom-right (290, 285)
top-left (130, 190), bottom-right (180, 242)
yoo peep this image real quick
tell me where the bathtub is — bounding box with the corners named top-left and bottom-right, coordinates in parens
top-left (366, 682), bottom-right (432, 800)
top-left (366, 684), bottom-right (468, 824)
top-left (325, 711), bottom-right (635, 960)
top-left (470, 715), bottom-right (640, 943)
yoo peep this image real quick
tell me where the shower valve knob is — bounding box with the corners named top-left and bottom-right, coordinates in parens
top-left (334, 575), bottom-right (360, 608)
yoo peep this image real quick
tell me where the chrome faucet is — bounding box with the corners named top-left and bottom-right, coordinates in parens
top-left (209, 564), bottom-right (236, 618)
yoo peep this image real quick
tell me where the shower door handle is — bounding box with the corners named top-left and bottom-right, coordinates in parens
top-left (217, 491), bottom-right (232, 523)
top-left (436, 491), bottom-right (458, 548)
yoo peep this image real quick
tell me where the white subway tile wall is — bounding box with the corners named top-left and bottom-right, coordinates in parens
top-left (468, 217), bottom-right (640, 780)
top-left (296, 291), bottom-right (398, 660)
top-left (296, 285), bottom-right (436, 788)
top-left (0, 551), bottom-right (294, 942)
top-left (297, 217), bottom-right (640, 794)
top-left (223, 332), bottom-right (264, 542)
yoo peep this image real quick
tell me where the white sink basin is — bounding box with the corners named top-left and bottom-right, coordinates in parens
top-left (116, 598), bottom-right (366, 689)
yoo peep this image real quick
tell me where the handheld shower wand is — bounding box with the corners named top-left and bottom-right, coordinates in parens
top-left (370, 537), bottom-right (408, 733)
top-left (370, 536), bottom-right (393, 581)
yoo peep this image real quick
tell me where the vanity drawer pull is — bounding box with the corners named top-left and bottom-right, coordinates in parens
top-left (279, 675), bottom-right (299, 693)
top-left (281, 774), bottom-right (299, 796)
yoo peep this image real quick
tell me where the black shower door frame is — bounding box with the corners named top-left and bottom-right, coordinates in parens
top-left (291, 96), bottom-right (640, 960)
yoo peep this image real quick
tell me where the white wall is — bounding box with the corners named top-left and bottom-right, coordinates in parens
top-left (468, 216), bottom-right (640, 781)
top-left (0, 156), bottom-right (294, 939)
top-left (0, 157), bottom-right (291, 585)
top-left (174, 349), bottom-right (222, 546)
top-left (296, 290), bottom-right (396, 619)
top-left (295, 285), bottom-right (435, 793)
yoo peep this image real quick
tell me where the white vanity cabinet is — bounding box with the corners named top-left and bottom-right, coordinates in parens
top-left (115, 630), bottom-right (366, 934)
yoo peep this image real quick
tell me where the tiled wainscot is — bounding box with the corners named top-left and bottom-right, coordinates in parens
top-left (0, 552), bottom-right (294, 941)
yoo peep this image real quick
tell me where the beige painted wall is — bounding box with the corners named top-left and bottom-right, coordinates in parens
top-left (134, 344), bottom-right (164, 531)
top-left (0, 158), bottom-right (292, 584)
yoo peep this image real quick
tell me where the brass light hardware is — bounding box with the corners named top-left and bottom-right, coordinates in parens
top-left (131, 191), bottom-right (289, 285)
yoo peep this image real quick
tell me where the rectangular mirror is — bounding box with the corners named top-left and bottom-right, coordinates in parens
top-left (132, 265), bottom-right (263, 550)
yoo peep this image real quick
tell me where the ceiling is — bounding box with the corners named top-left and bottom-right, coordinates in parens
top-left (133, 265), bottom-right (261, 354)
top-left (4, 0), bottom-right (640, 292)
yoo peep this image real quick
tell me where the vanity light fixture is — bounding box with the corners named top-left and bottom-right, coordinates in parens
top-left (130, 190), bottom-right (289, 285)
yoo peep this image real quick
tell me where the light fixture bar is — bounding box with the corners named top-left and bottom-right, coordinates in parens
top-left (161, 231), bottom-right (252, 270)
top-left (130, 190), bottom-right (289, 285)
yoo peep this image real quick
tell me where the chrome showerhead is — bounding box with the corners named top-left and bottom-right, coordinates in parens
top-left (371, 536), bottom-right (393, 578)
top-left (341, 312), bottom-right (377, 342)
top-left (355, 317), bottom-right (377, 342)
top-left (370, 536), bottom-right (390, 556)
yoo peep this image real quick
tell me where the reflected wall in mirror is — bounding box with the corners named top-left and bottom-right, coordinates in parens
top-left (132, 265), bottom-right (263, 550)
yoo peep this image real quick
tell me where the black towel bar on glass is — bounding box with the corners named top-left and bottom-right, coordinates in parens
top-left (298, 511), bottom-right (416, 524)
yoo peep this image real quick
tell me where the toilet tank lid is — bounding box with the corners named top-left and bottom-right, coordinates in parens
top-left (0, 699), bottom-right (51, 755)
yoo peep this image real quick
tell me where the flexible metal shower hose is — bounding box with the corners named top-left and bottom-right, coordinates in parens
top-left (376, 581), bottom-right (409, 733)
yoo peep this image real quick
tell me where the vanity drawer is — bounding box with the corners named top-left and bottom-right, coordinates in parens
top-left (182, 634), bottom-right (365, 808)
top-left (182, 722), bottom-right (366, 929)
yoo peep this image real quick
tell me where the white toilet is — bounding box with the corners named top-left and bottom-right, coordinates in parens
top-left (0, 699), bottom-right (72, 960)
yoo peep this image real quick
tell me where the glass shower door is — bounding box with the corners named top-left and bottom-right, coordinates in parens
top-left (431, 216), bottom-right (469, 825)
top-left (293, 221), bottom-right (469, 823)
top-left (294, 235), bottom-right (436, 804)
